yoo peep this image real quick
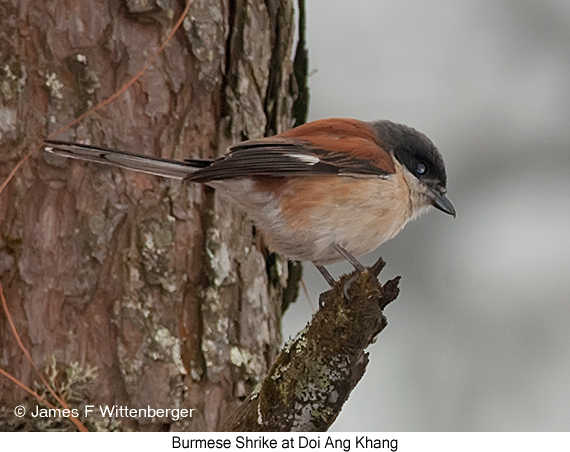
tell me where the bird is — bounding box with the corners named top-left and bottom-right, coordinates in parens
top-left (44, 118), bottom-right (455, 286)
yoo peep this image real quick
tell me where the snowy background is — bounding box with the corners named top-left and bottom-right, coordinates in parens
top-left (283, 0), bottom-right (570, 431)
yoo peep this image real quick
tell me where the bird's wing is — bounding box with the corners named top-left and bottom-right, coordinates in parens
top-left (186, 139), bottom-right (390, 183)
top-left (187, 121), bottom-right (395, 184)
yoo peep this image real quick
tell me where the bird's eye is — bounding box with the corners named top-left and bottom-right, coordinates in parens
top-left (416, 162), bottom-right (427, 175)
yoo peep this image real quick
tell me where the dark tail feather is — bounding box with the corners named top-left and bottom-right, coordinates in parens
top-left (44, 140), bottom-right (211, 180)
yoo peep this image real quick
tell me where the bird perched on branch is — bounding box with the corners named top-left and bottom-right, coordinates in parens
top-left (44, 118), bottom-right (455, 286)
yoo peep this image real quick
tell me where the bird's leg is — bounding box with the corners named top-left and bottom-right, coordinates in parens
top-left (332, 243), bottom-right (365, 271)
top-left (314, 245), bottom-right (365, 289)
top-left (331, 243), bottom-right (367, 299)
top-left (315, 264), bottom-right (336, 287)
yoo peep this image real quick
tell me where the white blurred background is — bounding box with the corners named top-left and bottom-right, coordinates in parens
top-left (282, 0), bottom-right (570, 431)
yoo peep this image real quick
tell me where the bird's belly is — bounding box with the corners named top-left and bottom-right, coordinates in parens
top-left (214, 176), bottom-right (412, 265)
top-left (282, 182), bottom-right (411, 265)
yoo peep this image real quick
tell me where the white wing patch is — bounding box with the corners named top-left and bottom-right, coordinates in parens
top-left (286, 153), bottom-right (320, 165)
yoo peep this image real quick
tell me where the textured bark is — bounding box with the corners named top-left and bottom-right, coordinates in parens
top-left (223, 261), bottom-right (400, 432)
top-left (0, 0), bottom-right (300, 432)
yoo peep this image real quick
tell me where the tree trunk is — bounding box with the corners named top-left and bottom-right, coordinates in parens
top-left (0, 0), bottom-right (301, 432)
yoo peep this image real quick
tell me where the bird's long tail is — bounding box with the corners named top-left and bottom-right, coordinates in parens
top-left (44, 140), bottom-right (211, 180)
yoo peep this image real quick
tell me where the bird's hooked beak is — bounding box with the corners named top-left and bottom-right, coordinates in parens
top-left (427, 187), bottom-right (456, 217)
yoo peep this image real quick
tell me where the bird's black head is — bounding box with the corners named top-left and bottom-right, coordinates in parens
top-left (370, 120), bottom-right (455, 217)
